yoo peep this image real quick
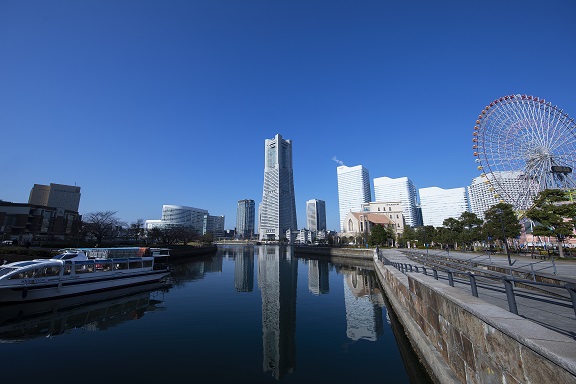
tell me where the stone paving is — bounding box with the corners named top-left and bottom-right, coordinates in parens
top-left (379, 248), bottom-right (576, 340)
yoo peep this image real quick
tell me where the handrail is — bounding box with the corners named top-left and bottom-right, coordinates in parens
top-left (378, 254), bottom-right (576, 318)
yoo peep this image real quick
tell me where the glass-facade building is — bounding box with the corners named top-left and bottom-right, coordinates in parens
top-left (419, 187), bottom-right (469, 228)
top-left (337, 165), bottom-right (371, 232)
top-left (236, 199), bottom-right (255, 239)
top-left (259, 134), bottom-right (297, 241)
top-left (373, 176), bottom-right (419, 227)
top-left (306, 199), bottom-right (326, 232)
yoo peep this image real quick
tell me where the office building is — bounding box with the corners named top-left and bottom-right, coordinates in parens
top-left (203, 214), bottom-right (225, 237)
top-left (306, 199), bottom-right (326, 232)
top-left (236, 199), bottom-right (255, 239)
top-left (161, 205), bottom-right (208, 233)
top-left (259, 134), bottom-right (297, 241)
top-left (29, 183), bottom-right (81, 213)
top-left (419, 187), bottom-right (469, 228)
top-left (337, 165), bottom-right (371, 232)
top-left (468, 171), bottom-right (534, 220)
top-left (373, 176), bottom-right (418, 227)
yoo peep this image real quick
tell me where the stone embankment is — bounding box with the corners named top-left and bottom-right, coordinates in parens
top-left (374, 249), bottom-right (576, 384)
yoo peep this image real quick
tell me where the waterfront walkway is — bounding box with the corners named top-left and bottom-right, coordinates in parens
top-left (379, 248), bottom-right (576, 340)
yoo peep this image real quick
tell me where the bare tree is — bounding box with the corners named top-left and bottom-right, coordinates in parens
top-left (83, 211), bottom-right (126, 245)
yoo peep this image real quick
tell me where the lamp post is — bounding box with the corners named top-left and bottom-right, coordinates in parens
top-left (496, 209), bottom-right (512, 266)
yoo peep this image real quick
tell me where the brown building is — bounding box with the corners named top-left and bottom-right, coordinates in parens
top-left (0, 201), bottom-right (81, 243)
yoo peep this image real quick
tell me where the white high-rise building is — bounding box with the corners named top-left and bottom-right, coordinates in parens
top-left (306, 199), bottom-right (326, 232)
top-left (373, 176), bottom-right (418, 227)
top-left (468, 171), bottom-right (535, 220)
top-left (259, 134), bottom-right (297, 241)
top-left (419, 187), bottom-right (469, 228)
top-left (337, 165), bottom-right (371, 232)
top-left (161, 205), bottom-right (208, 233)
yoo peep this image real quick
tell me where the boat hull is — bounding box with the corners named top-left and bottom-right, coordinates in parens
top-left (0, 270), bottom-right (170, 304)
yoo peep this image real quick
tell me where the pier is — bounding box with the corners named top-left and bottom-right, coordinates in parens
top-left (374, 248), bottom-right (576, 383)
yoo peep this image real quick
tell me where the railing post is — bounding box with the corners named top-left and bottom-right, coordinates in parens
top-left (433, 269), bottom-right (438, 280)
top-left (409, 264), bottom-right (413, 272)
top-left (414, 266), bottom-right (419, 273)
top-left (468, 273), bottom-right (478, 297)
top-left (502, 278), bottom-right (519, 315)
top-left (447, 271), bottom-right (454, 287)
top-left (566, 284), bottom-right (576, 318)
top-left (422, 267), bottom-right (427, 276)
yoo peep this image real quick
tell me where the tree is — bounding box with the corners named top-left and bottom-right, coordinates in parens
top-left (440, 217), bottom-right (462, 249)
top-left (483, 203), bottom-right (521, 265)
top-left (526, 189), bottom-right (576, 258)
top-left (458, 212), bottom-right (484, 250)
top-left (83, 211), bottom-right (126, 245)
top-left (415, 226), bottom-right (436, 250)
top-left (368, 224), bottom-right (388, 246)
top-left (397, 226), bottom-right (417, 248)
top-left (128, 219), bottom-right (145, 242)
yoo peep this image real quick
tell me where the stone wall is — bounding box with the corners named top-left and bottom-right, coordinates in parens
top-left (374, 260), bottom-right (576, 384)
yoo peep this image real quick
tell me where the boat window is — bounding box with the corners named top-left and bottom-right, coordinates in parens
top-left (129, 259), bottom-right (142, 269)
top-left (0, 268), bottom-right (16, 278)
top-left (8, 268), bottom-right (40, 280)
top-left (35, 266), bottom-right (61, 277)
top-left (95, 261), bottom-right (113, 272)
top-left (75, 261), bottom-right (94, 274)
top-left (143, 260), bottom-right (153, 268)
top-left (114, 260), bottom-right (128, 270)
top-left (64, 263), bottom-right (72, 275)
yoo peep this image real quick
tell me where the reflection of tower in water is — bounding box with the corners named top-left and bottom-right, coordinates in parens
top-left (234, 247), bottom-right (254, 292)
top-left (257, 246), bottom-right (297, 380)
top-left (308, 259), bottom-right (329, 295)
top-left (343, 269), bottom-right (384, 341)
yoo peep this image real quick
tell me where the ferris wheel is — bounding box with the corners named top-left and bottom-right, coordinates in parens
top-left (473, 94), bottom-right (576, 212)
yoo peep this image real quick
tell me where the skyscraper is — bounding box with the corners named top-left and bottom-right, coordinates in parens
top-left (236, 199), bottom-right (255, 239)
top-left (337, 165), bottom-right (371, 232)
top-left (259, 134), bottom-right (297, 241)
top-left (467, 171), bottom-right (533, 220)
top-left (419, 186), bottom-right (469, 228)
top-left (306, 199), bottom-right (326, 232)
top-left (373, 176), bottom-right (419, 227)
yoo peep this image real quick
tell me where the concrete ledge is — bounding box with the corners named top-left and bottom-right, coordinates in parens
top-left (374, 261), bottom-right (460, 384)
top-left (374, 259), bottom-right (576, 383)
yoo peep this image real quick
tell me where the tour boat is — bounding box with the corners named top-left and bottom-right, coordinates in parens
top-left (0, 249), bottom-right (170, 304)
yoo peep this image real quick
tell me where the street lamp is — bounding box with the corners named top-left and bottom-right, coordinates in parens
top-left (496, 209), bottom-right (512, 266)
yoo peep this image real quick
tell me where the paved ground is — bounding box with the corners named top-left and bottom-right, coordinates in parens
top-left (379, 248), bottom-right (576, 340)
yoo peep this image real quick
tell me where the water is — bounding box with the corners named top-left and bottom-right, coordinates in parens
top-left (0, 245), bottom-right (431, 383)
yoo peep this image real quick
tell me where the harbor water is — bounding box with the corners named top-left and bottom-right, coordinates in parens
top-left (0, 245), bottom-right (431, 383)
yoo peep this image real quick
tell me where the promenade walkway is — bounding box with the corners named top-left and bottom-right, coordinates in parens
top-left (379, 248), bottom-right (576, 340)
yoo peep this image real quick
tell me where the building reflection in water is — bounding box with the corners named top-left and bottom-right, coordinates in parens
top-left (169, 256), bottom-right (223, 286)
top-left (233, 246), bottom-right (254, 292)
top-left (308, 259), bottom-right (330, 295)
top-left (257, 245), bottom-right (297, 380)
top-left (342, 267), bottom-right (384, 342)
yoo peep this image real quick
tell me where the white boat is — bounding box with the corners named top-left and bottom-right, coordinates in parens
top-left (0, 249), bottom-right (170, 304)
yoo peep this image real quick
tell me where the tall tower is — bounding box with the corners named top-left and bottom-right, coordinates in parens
top-left (236, 199), bottom-right (255, 239)
top-left (337, 165), bottom-right (371, 232)
top-left (306, 199), bottom-right (326, 232)
top-left (259, 134), bottom-right (297, 241)
top-left (373, 176), bottom-right (418, 227)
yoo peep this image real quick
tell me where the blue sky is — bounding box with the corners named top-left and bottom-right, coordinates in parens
top-left (1, 0), bottom-right (575, 232)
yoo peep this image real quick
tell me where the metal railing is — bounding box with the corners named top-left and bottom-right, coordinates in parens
top-left (402, 249), bottom-right (558, 278)
top-left (380, 254), bottom-right (576, 318)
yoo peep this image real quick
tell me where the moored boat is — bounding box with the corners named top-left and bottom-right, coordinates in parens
top-left (0, 249), bottom-right (170, 304)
